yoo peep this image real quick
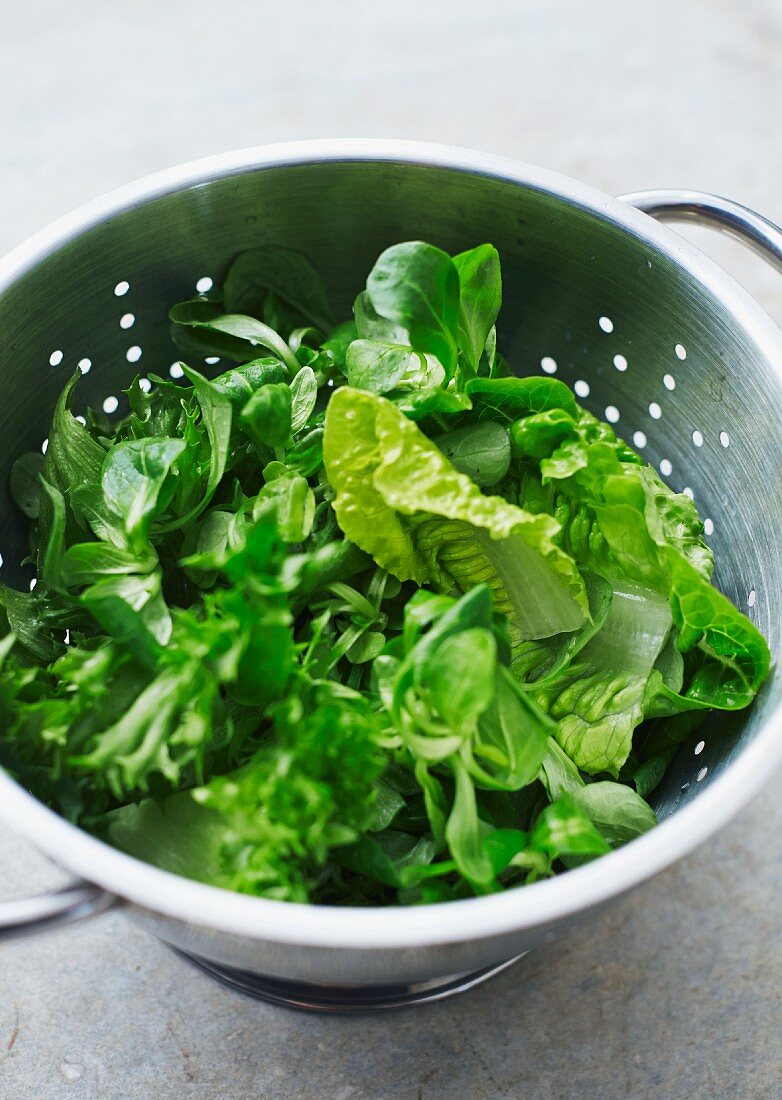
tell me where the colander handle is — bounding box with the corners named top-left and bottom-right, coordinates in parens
top-left (619, 189), bottom-right (782, 272)
top-left (0, 881), bottom-right (116, 942)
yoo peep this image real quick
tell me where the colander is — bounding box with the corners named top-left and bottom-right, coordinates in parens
top-left (1, 141), bottom-right (781, 1012)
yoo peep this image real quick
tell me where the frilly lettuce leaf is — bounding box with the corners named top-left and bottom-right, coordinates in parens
top-left (323, 386), bottom-right (588, 643)
top-left (107, 680), bottom-right (386, 902)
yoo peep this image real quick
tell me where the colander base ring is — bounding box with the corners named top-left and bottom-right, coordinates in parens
top-left (174, 949), bottom-right (526, 1012)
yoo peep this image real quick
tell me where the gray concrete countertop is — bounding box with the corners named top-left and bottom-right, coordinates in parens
top-left (1, 1), bottom-right (781, 1096)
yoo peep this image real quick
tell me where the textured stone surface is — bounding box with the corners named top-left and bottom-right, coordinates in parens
top-left (1, 1), bottom-right (782, 1096)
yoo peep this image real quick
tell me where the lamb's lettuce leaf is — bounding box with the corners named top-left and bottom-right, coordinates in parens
top-left (209, 358), bottom-right (286, 407)
top-left (376, 586), bottom-right (555, 891)
top-left (222, 245), bottom-right (334, 333)
top-left (365, 242), bottom-right (460, 378)
top-left (354, 289), bottom-right (409, 344)
top-left (571, 781), bottom-right (657, 845)
top-left (467, 375), bottom-right (579, 422)
top-left (169, 301), bottom-right (300, 374)
top-left (434, 421), bottom-right (511, 487)
top-left (10, 452), bottom-right (46, 519)
top-left (106, 792), bottom-right (226, 884)
top-left (101, 438), bottom-right (185, 552)
top-left (346, 340), bottom-right (444, 395)
top-left (452, 244), bottom-right (502, 374)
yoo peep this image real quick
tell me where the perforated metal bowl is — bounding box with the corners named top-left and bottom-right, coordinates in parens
top-left (1, 141), bottom-right (781, 1011)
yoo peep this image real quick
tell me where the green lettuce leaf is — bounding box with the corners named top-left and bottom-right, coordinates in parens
top-left (571, 781), bottom-right (657, 846)
top-left (538, 408), bottom-right (768, 718)
top-left (466, 376), bottom-right (578, 421)
top-left (323, 387), bottom-right (587, 644)
top-left (393, 387), bottom-right (473, 422)
top-left (189, 682), bottom-right (386, 902)
top-left (223, 245), bottom-right (334, 332)
top-left (101, 438), bottom-right (185, 551)
top-left (535, 580), bottom-right (673, 776)
top-left (510, 408), bottom-right (577, 461)
top-left (452, 244), bottom-right (502, 374)
top-left (648, 553), bottom-right (770, 714)
top-left (365, 242), bottom-right (460, 377)
top-left (512, 571), bottom-right (612, 683)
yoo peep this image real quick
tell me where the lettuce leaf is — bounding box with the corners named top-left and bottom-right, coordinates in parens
top-left (538, 408), bottom-right (767, 720)
top-left (452, 244), bottom-right (502, 374)
top-left (323, 387), bottom-right (588, 644)
top-left (571, 781), bottom-right (657, 846)
top-left (365, 242), bottom-right (460, 377)
top-left (535, 580), bottom-right (673, 775)
top-left (379, 586), bottom-right (555, 891)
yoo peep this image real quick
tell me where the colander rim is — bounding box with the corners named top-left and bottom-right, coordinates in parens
top-left (0, 138), bottom-right (780, 950)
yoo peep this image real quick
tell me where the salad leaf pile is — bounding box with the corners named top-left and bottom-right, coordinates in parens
top-left (0, 241), bottom-right (770, 904)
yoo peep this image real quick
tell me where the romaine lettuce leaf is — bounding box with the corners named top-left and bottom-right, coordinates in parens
top-left (541, 409), bottom-right (713, 585)
top-left (651, 552), bottom-right (770, 713)
top-left (538, 408), bottom-right (767, 719)
top-left (323, 386), bottom-right (588, 643)
top-left (535, 580), bottom-right (673, 775)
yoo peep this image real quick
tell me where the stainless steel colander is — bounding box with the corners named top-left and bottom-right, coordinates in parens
top-left (1, 141), bottom-right (781, 1012)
